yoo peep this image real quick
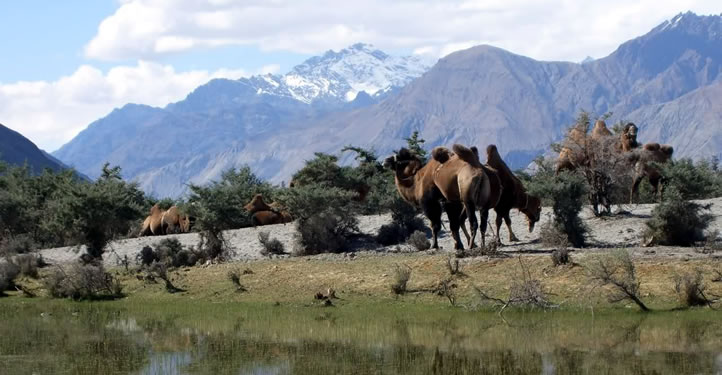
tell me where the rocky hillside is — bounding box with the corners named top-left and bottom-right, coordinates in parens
top-left (53, 12), bottom-right (722, 198)
top-left (0, 123), bottom-right (68, 174)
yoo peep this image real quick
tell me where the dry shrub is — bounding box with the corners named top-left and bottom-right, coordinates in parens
top-left (540, 221), bottom-right (571, 248)
top-left (197, 229), bottom-right (233, 263)
top-left (146, 262), bottom-right (183, 293)
top-left (391, 264), bottom-right (412, 295)
top-left (475, 257), bottom-right (555, 312)
top-left (551, 248), bottom-right (571, 266)
top-left (407, 230), bottom-right (431, 251)
top-left (137, 239), bottom-right (198, 268)
top-left (674, 270), bottom-right (718, 308)
top-left (258, 231), bottom-right (285, 256)
top-left (446, 257), bottom-right (462, 276)
top-left (586, 249), bottom-right (649, 311)
top-left (227, 268), bottom-right (247, 292)
top-left (44, 264), bottom-right (123, 300)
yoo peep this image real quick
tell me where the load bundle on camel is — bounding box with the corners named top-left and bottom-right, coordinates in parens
top-left (161, 205), bottom-right (195, 234)
top-left (243, 194), bottom-right (293, 226)
top-left (485, 145), bottom-right (542, 243)
top-left (629, 143), bottom-right (674, 203)
top-left (383, 148), bottom-right (468, 250)
top-left (430, 144), bottom-right (502, 248)
top-left (140, 204), bottom-right (165, 236)
top-left (555, 120), bottom-right (639, 174)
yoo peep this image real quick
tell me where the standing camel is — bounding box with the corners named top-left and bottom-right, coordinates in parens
top-left (383, 148), bottom-right (467, 250)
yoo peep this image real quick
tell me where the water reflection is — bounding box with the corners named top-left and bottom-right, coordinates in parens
top-left (1, 303), bottom-right (721, 375)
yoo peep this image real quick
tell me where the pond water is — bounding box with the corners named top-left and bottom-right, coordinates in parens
top-left (1, 301), bottom-right (721, 374)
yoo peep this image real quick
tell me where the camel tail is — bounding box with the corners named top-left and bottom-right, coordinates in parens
top-left (431, 146), bottom-right (453, 163)
top-left (452, 144), bottom-right (482, 168)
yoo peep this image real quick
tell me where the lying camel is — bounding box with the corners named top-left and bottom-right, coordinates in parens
top-left (431, 144), bottom-right (502, 248)
top-left (485, 145), bottom-right (542, 243)
top-left (629, 143), bottom-right (674, 203)
top-left (383, 148), bottom-right (466, 250)
top-left (161, 205), bottom-right (194, 234)
top-left (243, 194), bottom-right (293, 226)
top-left (140, 204), bottom-right (165, 236)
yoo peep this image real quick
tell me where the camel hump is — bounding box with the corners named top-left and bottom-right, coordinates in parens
top-left (643, 143), bottom-right (660, 151)
top-left (452, 144), bottom-right (481, 167)
top-left (431, 147), bottom-right (452, 163)
top-left (660, 144), bottom-right (674, 156)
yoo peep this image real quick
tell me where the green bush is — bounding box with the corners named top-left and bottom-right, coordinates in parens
top-left (375, 197), bottom-right (426, 246)
top-left (528, 172), bottom-right (587, 247)
top-left (644, 188), bottom-right (713, 246)
top-left (44, 264), bottom-right (123, 300)
top-left (0, 235), bottom-right (36, 256)
top-left (293, 209), bottom-right (359, 255)
top-left (660, 158), bottom-right (722, 200)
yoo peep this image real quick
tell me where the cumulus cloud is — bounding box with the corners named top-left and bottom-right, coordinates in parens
top-left (85, 0), bottom-right (721, 62)
top-left (0, 61), bottom-right (247, 151)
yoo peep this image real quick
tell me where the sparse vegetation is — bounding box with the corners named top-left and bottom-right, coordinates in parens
top-left (407, 230), bottom-right (430, 251)
top-left (44, 263), bottom-right (123, 300)
top-left (586, 249), bottom-right (649, 311)
top-left (227, 268), bottom-right (247, 292)
top-left (674, 270), bottom-right (718, 308)
top-left (475, 257), bottom-right (555, 312)
top-left (391, 264), bottom-right (412, 295)
top-left (258, 231), bottom-right (285, 256)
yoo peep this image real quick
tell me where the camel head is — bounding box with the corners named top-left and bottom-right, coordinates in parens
top-left (383, 148), bottom-right (422, 178)
top-left (244, 194), bottom-right (271, 213)
top-left (179, 215), bottom-right (195, 232)
top-left (520, 195), bottom-right (542, 233)
top-left (622, 122), bottom-right (639, 150)
top-left (150, 203), bottom-right (162, 215)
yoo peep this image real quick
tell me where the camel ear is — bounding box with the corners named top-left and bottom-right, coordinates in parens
top-left (470, 146), bottom-right (479, 159)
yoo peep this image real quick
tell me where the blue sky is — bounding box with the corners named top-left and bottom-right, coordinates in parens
top-left (1, 0), bottom-right (720, 152)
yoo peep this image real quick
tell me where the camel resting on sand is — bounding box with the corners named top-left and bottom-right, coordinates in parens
top-left (243, 194), bottom-right (293, 226)
top-left (383, 148), bottom-right (467, 250)
top-left (431, 144), bottom-right (502, 248)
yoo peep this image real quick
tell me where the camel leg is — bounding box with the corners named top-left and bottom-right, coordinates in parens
top-left (463, 203), bottom-right (478, 249)
top-left (479, 209), bottom-right (491, 248)
top-left (444, 202), bottom-right (465, 251)
top-left (504, 214), bottom-right (519, 242)
top-left (458, 210), bottom-right (472, 246)
top-left (494, 212), bottom-right (505, 246)
top-left (630, 174), bottom-right (644, 204)
top-left (423, 200), bottom-right (443, 249)
top-left (649, 176), bottom-right (661, 203)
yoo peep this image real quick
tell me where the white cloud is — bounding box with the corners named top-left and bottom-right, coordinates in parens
top-left (0, 61), bottom-right (247, 151)
top-left (85, 0), bottom-right (721, 62)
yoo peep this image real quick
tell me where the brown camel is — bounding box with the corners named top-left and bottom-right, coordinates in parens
top-left (619, 123), bottom-right (640, 152)
top-left (161, 205), bottom-right (194, 234)
top-left (486, 145), bottom-right (542, 243)
top-left (629, 143), bottom-right (674, 203)
top-left (243, 194), bottom-right (293, 225)
top-left (431, 144), bottom-right (502, 248)
top-left (556, 120), bottom-right (639, 174)
top-left (140, 204), bottom-right (165, 236)
top-left (383, 148), bottom-right (466, 250)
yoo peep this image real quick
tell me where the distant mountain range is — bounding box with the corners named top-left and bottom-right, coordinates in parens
top-left (51, 12), bottom-right (722, 198)
top-left (0, 123), bottom-right (68, 174)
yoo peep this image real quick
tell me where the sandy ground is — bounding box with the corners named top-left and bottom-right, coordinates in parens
top-left (39, 197), bottom-right (722, 266)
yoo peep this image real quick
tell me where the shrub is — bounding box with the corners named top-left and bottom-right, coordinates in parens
top-left (137, 246), bottom-right (158, 266)
top-left (258, 231), bottom-right (285, 256)
top-left (227, 269), bottom-right (246, 292)
top-left (540, 221), bottom-right (570, 248)
top-left (196, 229), bottom-right (232, 263)
top-left (0, 235), bottom-right (36, 256)
top-left (376, 223), bottom-right (407, 246)
top-left (644, 189), bottom-right (713, 247)
top-left (147, 262), bottom-right (183, 293)
top-left (529, 172), bottom-right (587, 247)
top-left (407, 231), bottom-right (431, 251)
top-left (376, 197), bottom-right (426, 246)
top-left (475, 256), bottom-right (555, 311)
top-left (293, 209), bottom-right (359, 255)
top-left (674, 270), bottom-right (718, 308)
top-left (0, 262), bottom-right (21, 295)
top-left (9, 253), bottom-right (43, 278)
top-left (662, 158), bottom-right (722, 200)
top-left (44, 264), bottom-right (123, 300)
top-left (551, 248), bottom-right (571, 266)
top-left (391, 264), bottom-right (412, 295)
top-left (586, 249), bottom-right (649, 311)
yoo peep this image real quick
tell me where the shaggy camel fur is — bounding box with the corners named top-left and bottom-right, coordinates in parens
top-left (629, 143), bottom-right (674, 203)
top-left (431, 145), bottom-right (502, 248)
top-left (161, 206), bottom-right (194, 234)
top-left (619, 123), bottom-right (640, 152)
top-left (486, 145), bottom-right (542, 243)
top-left (243, 194), bottom-right (293, 225)
top-left (383, 148), bottom-right (466, 250)
top-left (140, 204), bottom-right (165, 236)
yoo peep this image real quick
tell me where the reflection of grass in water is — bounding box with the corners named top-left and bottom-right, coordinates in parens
top-left (1, 299), bottom-right (722, 374)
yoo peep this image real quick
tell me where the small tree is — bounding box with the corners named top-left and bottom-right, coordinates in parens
top-left (586, 249), bottom-right (649, 311)
top-left (528, 172), bottom-right (587, 247)
top-left (404, 131), bottom-right (427, 162)
top-left (644, 188), bottom-right (712, 246)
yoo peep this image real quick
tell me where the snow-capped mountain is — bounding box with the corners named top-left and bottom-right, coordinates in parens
top-left (245, 43), bottom-right (435, 104)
